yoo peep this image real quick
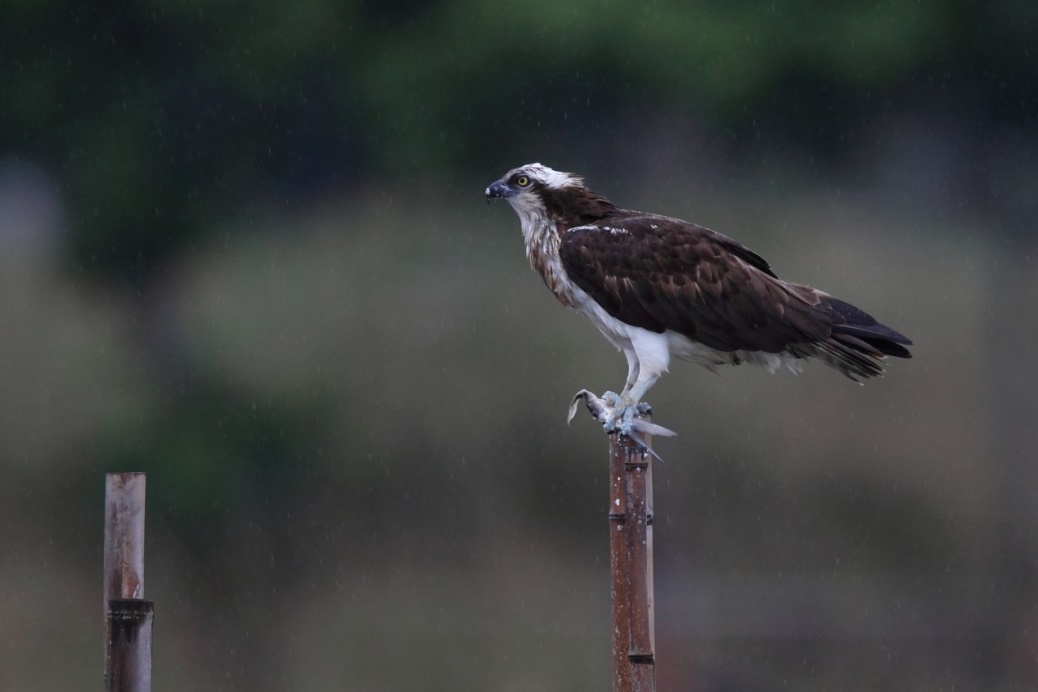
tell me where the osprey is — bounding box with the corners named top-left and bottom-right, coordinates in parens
top-left (486, 163), bottom-right (912, 440)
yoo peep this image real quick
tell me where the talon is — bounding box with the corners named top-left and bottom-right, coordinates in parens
top-left (567, 391), bottom-right (677, 451)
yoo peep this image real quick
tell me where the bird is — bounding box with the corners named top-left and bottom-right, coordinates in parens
top-left (485, 163), bottom-right (912, 444)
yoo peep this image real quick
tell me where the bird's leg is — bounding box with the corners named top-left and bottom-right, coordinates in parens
top-left (578, 389), bottom-right (630, 433)
top-left (567, 348), bottom-right (676, 451)
top-left (568, 383), bottom-right (677, 441)
top-left (623, 373), bottom-right (659, 411)
top-left (568, 390), bottom-right (676, 461)
top-left (592, 351), bottom-right (643, 431)
top-left (596, 371), bottom-right (657, 435)
top-left (576, 376), bottom-right (659, 434)
top-left (620, 351), bottom-right (640, 397)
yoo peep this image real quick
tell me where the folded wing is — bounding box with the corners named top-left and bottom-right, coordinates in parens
top-left (559, 214), bottom-right (911, 379)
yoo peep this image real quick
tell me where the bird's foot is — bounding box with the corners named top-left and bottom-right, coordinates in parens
top-left (567, 390), bottom-right (677, 458)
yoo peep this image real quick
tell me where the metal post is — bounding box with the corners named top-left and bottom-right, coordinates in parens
top-left (107, 599), bottom-right (154, 692)
top-left (609, 424), bottom-right (657, 692)
top-left (609, 434), bottom-right (632, 692)
top-left (104, 472), bottom-right (151, 692)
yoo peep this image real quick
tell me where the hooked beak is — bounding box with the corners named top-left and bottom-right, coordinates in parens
top-left (485, 179), bottom-right (513, 201)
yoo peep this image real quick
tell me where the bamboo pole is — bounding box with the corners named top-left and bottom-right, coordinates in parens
top-left (103, 472), bottom-right (151, 692)
top-left (609, 424), bottom-right (657, 692)
top-left (107, 599), bottom-right (154, 692)
top-left (609, 435), bottom-right (632, 692)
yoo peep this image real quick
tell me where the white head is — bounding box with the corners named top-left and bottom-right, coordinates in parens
top-left (486, 162), bottom-right (582, 202)
top-left (485, 163), bottom-right (585, 228)
top-left (486, 161), bottom-right (623, 237)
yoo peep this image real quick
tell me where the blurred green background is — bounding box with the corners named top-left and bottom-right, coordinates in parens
top-left (2, 1), bottom-right (1037, 689)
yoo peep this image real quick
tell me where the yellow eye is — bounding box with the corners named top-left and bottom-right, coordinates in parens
top-left (516, 175), bottom-right (530, 187)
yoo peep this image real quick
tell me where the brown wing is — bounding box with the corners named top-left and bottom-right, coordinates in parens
top-left (559, 214), bottom-right (833, 353)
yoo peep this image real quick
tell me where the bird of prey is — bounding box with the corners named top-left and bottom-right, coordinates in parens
top-left (486, 163), bottom-right (912, 442)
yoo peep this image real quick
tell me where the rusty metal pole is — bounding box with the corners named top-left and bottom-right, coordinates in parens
top-left (609, 433), bottom-right (632, 692)
top-left (104, 472), bottom-right (151, 692)
top-left (107, 599), bottom-right (154, 692)
top-left (625, 436), bottom-right (655, 691)
top-left (609, 421), bottom-right (657, 692)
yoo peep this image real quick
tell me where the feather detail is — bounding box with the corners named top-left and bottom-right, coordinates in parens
top-left (487, 163), bottom-right (912, 389)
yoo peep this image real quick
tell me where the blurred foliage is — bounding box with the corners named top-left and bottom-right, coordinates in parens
top-left (2, 1), bottom-right (1038, 689)
top-left (2, 0), bottom-right (1036, 283)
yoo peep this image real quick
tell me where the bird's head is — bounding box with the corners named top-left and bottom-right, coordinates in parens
top-left (486, 163), bottom-right (618, 230)
top-left (485, 163), bottom-right (583, 216)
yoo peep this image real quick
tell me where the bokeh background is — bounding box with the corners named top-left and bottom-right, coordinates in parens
top-left (2, 1), bottom-right (1037, 690)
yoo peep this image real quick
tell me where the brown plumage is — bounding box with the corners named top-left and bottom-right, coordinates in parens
top-left (561, 215), bottom-right (911, 378)
top-left (486, 163), bottom-right (912, 435)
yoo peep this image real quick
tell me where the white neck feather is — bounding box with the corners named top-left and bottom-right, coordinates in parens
top-left (512, 201), bottom-right (575, 306)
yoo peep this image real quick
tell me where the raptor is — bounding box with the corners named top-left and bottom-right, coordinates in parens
top-left (486, 163), bottom-right (912, 443)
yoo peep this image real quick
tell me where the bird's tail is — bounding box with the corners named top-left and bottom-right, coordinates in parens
top-left (800, 297), bottom-right (913, 381)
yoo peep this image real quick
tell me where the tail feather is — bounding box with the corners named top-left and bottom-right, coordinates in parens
top-left (810, 296), bottom-right (913, 381)
top-left (798, 338), bottom-right (883, 382)
top-left (831, 332), bottom-right (885, 358)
